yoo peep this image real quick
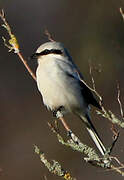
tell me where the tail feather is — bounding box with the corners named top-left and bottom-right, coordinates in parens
top-left (80, 114), bottom-right (106, 156)
top-left (86, 127), bottom-right (106, 156)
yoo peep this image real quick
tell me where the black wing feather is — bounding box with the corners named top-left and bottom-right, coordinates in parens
top-left (79, 80), bottom-right (102, 110)
top-left (66, 72), bottom-right (101, 110)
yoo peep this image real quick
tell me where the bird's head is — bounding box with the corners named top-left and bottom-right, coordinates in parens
top-left (31, 41), bottom-right (73, 63)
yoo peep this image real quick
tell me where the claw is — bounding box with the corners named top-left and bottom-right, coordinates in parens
top-left (56, 111), bottom-right (63, 118)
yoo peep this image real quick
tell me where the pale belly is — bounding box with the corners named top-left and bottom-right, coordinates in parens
top-left (36, 61), bottom-right (85, 112)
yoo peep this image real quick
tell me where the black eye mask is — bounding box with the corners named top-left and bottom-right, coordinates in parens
top-left (31, 49), bottom-right (63, 59)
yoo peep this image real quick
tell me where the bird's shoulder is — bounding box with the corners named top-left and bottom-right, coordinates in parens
top-left (59, 61), bottom-right (101, 110)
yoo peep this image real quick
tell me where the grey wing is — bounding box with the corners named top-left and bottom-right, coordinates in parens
top-left (61, 61), bottom-right (101, 110)
top-left (79, 80), bottom-right (102, 109)
top-left (65, 71), bottom-right (101, 109)
top-left (56, 59), bottom-right (101, 110)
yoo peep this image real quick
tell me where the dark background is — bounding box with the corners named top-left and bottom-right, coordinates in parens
top-left (0, 0), bottom-right (124, 179)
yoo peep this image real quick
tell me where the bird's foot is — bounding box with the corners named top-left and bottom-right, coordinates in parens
top-left (67, 130), bottom-right (79, 144)
top-left (52, 106), bottom-right (64, 118)
top-left (56, 111), bottom-right (63, 118)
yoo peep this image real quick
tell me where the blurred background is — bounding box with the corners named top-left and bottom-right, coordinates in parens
top-left (0, 0), bottom-right (124, 179)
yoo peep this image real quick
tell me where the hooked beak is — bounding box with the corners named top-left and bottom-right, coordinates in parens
top-left (30, 53), bottom-right (38, 59)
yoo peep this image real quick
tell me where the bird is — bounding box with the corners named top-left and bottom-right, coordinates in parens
top-left (31, 41), bottom-right (106, 156)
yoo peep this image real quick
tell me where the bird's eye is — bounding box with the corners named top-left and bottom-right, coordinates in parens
top-left (36, 49), bottom-right (50, 56)
top-left (30, 53), bottom-right (39, 59)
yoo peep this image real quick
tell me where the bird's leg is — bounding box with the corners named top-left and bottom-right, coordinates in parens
top-left (52, 106), bottom-right (71, 132)
top-left (52, 106), bottom-right (63, 117)
top-left (52, 107), bottom-right (79, 144)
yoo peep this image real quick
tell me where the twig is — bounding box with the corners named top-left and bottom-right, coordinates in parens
top-left (17, 52), bottom-right (36, 81)
top-left (97, 109), bottom-right (124, 128)
top-left (44, 29), bottom-right (55, 42)
top-left (110, 165), bottom-right (124, 176)
top-left (120, 8), bottom-right (124, 21)
top-left (88, 62), bottom-right (103, 106)
top-left (48, 122), bottom-right (111, 168)
top-left (117, 83), bottom-right (124, 120)
top-left (44, 175), bottom-right (48, 180)
top-left (0, 9), bottom-right (36, 81)
top-left (111, 156), bottom-right (124, 169)
top-left (89, 64), bottom-right (96, 91)
top-left (109, 125), bottom-right (119, 154)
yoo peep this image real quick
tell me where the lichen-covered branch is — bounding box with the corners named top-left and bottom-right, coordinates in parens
top-left (34, 145), bottom-right (75, 180)
top-left (48, 122), bottom-right (124, 176)
top-left (0, 9), bottom-right (36, 81)
top-left (48, 122), bottom-right (111, 168)
top-left (97, 108), bottom-right (124, 128)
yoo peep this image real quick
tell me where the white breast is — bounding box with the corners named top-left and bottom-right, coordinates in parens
top-left (36, 57), bottom-right (84, 112)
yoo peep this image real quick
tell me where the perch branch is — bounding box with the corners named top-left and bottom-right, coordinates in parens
top-left (48, 122), bottom-right (124, 176)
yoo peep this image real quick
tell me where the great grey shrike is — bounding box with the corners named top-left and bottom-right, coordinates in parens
top-left (31, 41), bottom-right (106, 156)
